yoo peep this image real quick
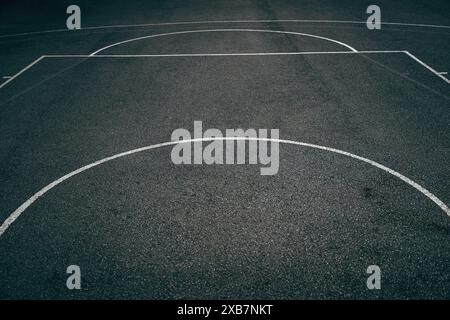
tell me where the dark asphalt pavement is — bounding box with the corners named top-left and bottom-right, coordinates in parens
top-left (0, 0), bottom-right (449, 299)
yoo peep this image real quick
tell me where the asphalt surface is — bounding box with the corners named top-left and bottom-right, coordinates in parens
top-left (0, 0), bottom-right (449, 299)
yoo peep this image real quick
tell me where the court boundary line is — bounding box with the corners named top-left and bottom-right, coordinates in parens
top-left (1, 19), bottom-right (450, 39)
top-left (1, 50), bottom-right (449, 90)
top-left (0, 137), bottom-right (448, 237)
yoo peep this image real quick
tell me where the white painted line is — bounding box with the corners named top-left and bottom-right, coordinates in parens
top-left (80, 19), bottom-right (450, 30)
top-left (0, 19), bottom-right (449, 39)
top-left (2, 76), bottom-right (12, 79)
top-left (1, 51), bottom-right (446, 92)
top-left (438, 72), bottom-right (448, 75)
top-left (0, 56), bottom-right (45, 90)
top-left (79, 19), bottom-right (450, 30)
top-left (44, 51), bottom-right (404, 58)
top-left (2, 50), bottom-right (440, 91)
top-left (357, 50), bottom-right (407, 54)
top-left (1, 137), bottom-right (448, 237)
top-left (89, 29), bottom-right (359, 56)
top-left (404, 51), bottom-right (450, 84)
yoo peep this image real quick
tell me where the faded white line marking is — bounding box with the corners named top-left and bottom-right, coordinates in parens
top-left (1, 137), bottom-right (448, 237)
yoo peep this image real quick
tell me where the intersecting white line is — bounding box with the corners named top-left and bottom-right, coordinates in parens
top-left (0, 56), bottom-right (45, 89)
top-left (404, 51), bottom-right (450, 85)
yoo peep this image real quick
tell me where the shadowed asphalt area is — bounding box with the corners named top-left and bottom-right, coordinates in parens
top-left (0, 0), bottom-right (449, 299)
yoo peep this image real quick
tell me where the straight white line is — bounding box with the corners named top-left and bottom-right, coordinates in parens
top-left (438, 72), bottom-right (448, 75)
top-left (0, 56), bottom-right (45, 89)
top-left (2, 76), bottom-right (12, 79)
top-left (80, 19), bottom-right (450, 30)
top-left (43, 51), bottom-right (405, 58)
top-left (79, 19), bottom-right (450, 30)
top-left (0, 19), bottom-right (449, 39)
top-left (88, 29), bottom-right (359, 55)
top-left (1, 137), bottom-right (448, 237)
top-left (358, 50), bottom-right (407, 54)
top-left (404, 51), bottom-right (450, 84)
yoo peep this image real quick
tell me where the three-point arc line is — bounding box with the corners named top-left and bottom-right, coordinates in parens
top-left (0, 137), bottom-right (449, 237)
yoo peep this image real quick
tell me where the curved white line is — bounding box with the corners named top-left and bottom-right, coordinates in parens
top-left (1, 19), bottom-right (449, 39)
top-left (89, 29), bottom-right (358, 56)
top-left (1, 137), bottom-right (448, 237)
